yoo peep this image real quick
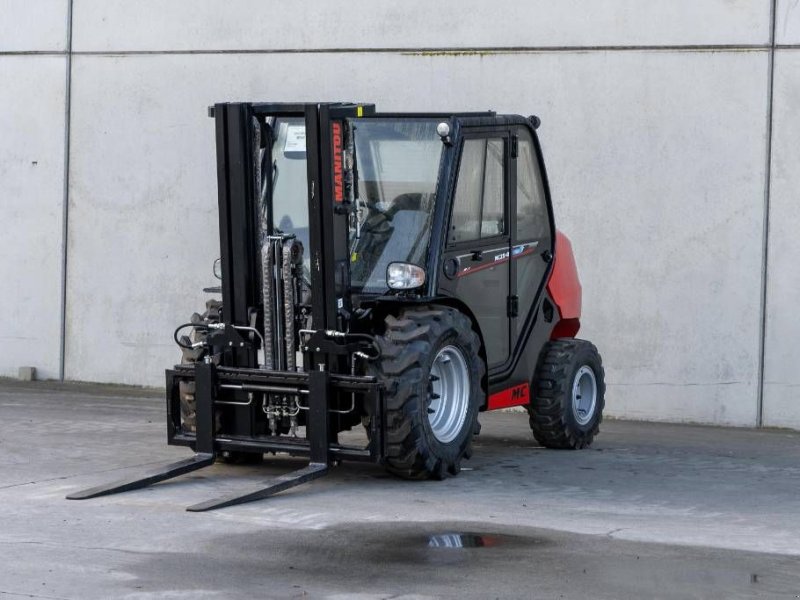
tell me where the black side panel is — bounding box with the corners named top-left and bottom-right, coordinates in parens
top-left (305, 105), bottom-right (336, 331)
top-left (214, 103), bottom-right (259, 369)
top-left (214, 103), bottom-right (261, 436)
top-left (304, 105), bottom-right (333, 461)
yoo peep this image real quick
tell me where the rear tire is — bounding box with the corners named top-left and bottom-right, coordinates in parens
top-left (528, 339), bottom-right (605, 449)
top-left (368, 305), bottom-right (484, 480)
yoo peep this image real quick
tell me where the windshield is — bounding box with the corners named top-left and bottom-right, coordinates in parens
top-left (267, 117), bottom-right (443, 295)
top-left (350, 119), bottom-right (443, 293)
top-left (270, 117), bottom-right (310, 255)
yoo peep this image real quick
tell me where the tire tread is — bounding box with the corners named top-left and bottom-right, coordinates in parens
top-left (368, 305), bottom-right (484, 480)
top-left (528, 339), bottom-right (605, 449)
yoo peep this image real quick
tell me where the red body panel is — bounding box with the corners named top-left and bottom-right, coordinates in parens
top-left (487, 383), bottom-right (530, 410)
top-left (547, 231), bottom-right (582, 338)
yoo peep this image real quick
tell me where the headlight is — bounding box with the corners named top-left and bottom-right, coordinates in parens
top-left (387, 262), bottom-right (426, 290)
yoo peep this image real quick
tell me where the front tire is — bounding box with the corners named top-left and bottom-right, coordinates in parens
top-left (528, 339), bottom-right (605, 449)
top-left (368, 306), bottom-right (484, 480)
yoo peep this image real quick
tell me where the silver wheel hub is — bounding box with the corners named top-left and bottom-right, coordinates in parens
top-left (572, 365), bottom-right (598, 426)
top-left (428, 345), bottom-right (470, 443)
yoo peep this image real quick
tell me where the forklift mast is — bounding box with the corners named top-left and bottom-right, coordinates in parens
top-left (214, 102), bottom-right (374, 360)
top-left (68, 103), bottom-right (387, 511)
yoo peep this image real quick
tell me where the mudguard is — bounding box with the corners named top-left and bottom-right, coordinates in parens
top-left (546, 231), bottom-right (582, 338)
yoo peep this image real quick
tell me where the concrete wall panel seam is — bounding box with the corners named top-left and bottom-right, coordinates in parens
top-left (58, 0), bottom-right (74, 381)
top-left (0, 51), bottom-right (68, 56)
top-left (23, 44), bottom-right (779, 57)
top-left (756, 0), bottom-right (779, 426)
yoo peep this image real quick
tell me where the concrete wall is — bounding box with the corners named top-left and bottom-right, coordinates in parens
top-left (763, 1), bottom-right (800, 428)
top-left (70, 0), bottom-right (770, 48)
top-left (0, 1), bottom-right (68, 380)
top-left (3, 1), bottom-right (799, 429)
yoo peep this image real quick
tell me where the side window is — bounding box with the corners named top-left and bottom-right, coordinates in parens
top-left (481, 139), bottom-right (504, 238)
top-left (516, 130), bottom-right (549, 241)
top-left (449, 139), bottom-right (484, 243)
top-left (450, 137), bottom-right (506, 244)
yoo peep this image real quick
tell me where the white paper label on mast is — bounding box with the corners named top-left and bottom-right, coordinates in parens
top-left (284, 125), bottom-right (306, 153)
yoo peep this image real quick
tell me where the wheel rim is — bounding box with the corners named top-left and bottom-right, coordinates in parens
top-left (572, 365), bottom-right (597, 426)
top-left (428, 345), bottom-right (470, 443)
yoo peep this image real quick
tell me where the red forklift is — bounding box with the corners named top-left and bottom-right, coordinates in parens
top-left (68, 102), bottom-right (605, 511)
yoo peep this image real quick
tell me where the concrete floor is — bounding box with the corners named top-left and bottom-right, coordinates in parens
top-left (1, 381), bottom-right (800, 599)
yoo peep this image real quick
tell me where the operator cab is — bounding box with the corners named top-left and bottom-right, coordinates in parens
top-left (267, 111), bottom-right (554, 328)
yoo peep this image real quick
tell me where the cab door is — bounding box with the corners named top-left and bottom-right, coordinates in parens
top-left (439, 132), bottom-right (512, 369)
top-left (509, 126), bottom-right (554, 351)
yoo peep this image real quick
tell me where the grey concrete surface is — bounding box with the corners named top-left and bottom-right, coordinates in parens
top-left (71, 0), bottom-right (771, 51)
top-left (0, 55), bottom-right (67, 381)
top-left (763, 50), bottom-right (800, 430)
top-left (0, 0), bottom-right (68, 52)
top-left (2, 382), bottom-right (800, 599)
top-left (777, 0), bottom-right (800, 44)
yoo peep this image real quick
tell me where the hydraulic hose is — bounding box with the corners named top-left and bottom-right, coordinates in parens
top-left (343, 332), bottom-right (382, 360)
top-left (173, 322), bottom-right (208, 350)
